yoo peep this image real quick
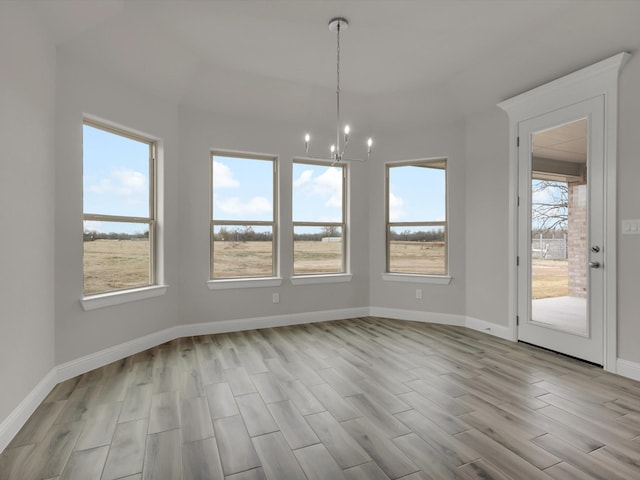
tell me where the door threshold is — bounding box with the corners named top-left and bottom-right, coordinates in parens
top-left (517, 340), bottom-right (603, 368)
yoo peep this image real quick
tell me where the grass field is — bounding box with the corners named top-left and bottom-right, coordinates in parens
top-left (210, 240), bottom-right (344, 278)
top-left (388, 241), bottom-right (446, 275)
top-left (211, 240), bottom-right (274, 278)
top-left (293, 241), bottom-right (343, 275)
top-left (84, 239), bottom-right (569, 299)
top-left (84, 239), bottom-right (150, 295)
top-left (532, 258), bottom-right (568, 299)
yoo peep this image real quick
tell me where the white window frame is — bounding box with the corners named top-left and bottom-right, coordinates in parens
top-left (292, 159), bottom-right (348, 279)
top-left (209, 150), bottom-right (279, 286)
top-left (384, 158), bottom-right (450, 283)
top-left (81, 119), bottom-right (159, 304)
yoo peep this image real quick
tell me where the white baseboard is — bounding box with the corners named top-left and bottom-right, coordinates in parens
top-left (616, 358), bottom-right (640, 382)
top-left (0, 369), bottom-right (58, 454)
top-left (56, 307), bottom-right (369, 384)
top-left (465, 316), bottom-right (515, 341)
top-left (368, 307), bottom-right (515, 341)
top-left (56, 325), bottom-right (182, 383)
top-left (368, 307), bottom-right (465, 326)
top-left (176, 307), bottom-right (370, 338)
top-left (4, 306), bottom-right (638, 455)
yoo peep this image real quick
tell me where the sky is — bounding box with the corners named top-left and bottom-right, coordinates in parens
top-left (83, 123), bottom-right (447, 235)
top-left (83, 124), bottom-right (151, 234)
top-left (388, 164), bottom-right (446, 223)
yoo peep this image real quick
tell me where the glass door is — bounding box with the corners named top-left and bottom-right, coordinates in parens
top-left (517, 97), bottom-right (604, 365)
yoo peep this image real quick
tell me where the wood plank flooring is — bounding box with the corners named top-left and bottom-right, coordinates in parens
top-left (2, 317), bottom-right (640, 479)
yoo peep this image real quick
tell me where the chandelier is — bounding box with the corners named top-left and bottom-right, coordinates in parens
top-left (304, 17), bottom-right (373, 162)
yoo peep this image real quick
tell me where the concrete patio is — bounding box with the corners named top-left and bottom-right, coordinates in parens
top-left (532, 296), bottom-right (588, 335)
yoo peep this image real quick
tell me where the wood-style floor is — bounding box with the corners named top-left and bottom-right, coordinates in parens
top-left (2, 317), bottom-right (640, 479)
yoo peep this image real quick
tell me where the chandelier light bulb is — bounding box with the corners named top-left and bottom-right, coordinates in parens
top-left (305, 133), bottom-right (310, 143)
top-left (367, 137), bottom-right (373, 148)
top-left (330, 144), bottom-right (336, 153)
top-left (344, 125), bottom-right (350, 135)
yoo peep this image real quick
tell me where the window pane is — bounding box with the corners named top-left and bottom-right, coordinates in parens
top-left (292, 163), bottom-right (343, 222)
top-left (388, 163), bottom-right (445, 222)
top-left (83, 124), bottom-right (150, 217)
top-left (294, 226), bottom-right (343, 275)
top-left (213, 155), bottom-right (274, 222)
top-left (388, 226), bottom-right (446, 275)
top-left (83, 221), bottom-right (151, 295)
top-left (211, 225), bottom-right (273, 279)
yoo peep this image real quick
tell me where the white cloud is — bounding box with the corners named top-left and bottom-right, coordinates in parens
top-left (83, 220), bottom-right (103, 232)
top-left (294, 169), bottom-right (314, 187)
top-left (296, 167), bottom-right (342, 208)
top-left (113, 168), bottom-right (146, 196)
top-left (86, 168), bottom-right (146, 200)
top-left (86, 178), bottom-right (112, 194)
top-left (216, 196), bottom-right (272, 215)
top-left (389, 192), bottom-right (406, 221)
top-left (213, 161), bottom-right (240, 188)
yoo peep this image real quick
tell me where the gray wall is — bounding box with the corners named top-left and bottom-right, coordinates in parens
top-left (368, 124), bottom-right (467, 316)
top-left (177, 106), bottom-right (370, 325)
top-left (0, 3), bottom-right (56, 423)
top-left (4, 2), bottom-right (640, 435)
top-left (617, 54), bottom-right (640, 363)
top-left (464, 108), bottom-right (510, 327)
top-left (462, 54), bottom-right (640, 364)
top-left (54, 53), bottom-right (181, 364)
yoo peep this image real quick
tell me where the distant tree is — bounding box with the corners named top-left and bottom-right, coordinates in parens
top-left (321, 226), bottom-right (340, 237)
top-left (242, 226), bottom-right (255, 242)
top-left (216, 226), bottom-right (229, 242)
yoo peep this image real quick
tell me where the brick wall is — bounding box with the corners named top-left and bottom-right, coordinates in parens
top-left (568, 181), bottom-right (587, 297)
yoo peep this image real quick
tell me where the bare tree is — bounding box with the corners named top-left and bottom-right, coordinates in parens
top-left (532, 180), bottom-right (568, 233)
top-left (321, 226), bottom-right (340, 237)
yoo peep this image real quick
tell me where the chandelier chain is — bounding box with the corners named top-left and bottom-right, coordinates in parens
top-left (336, 22), bottom-right (341, 158)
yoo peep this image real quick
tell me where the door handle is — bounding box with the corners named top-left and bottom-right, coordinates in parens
top-left (589, 261), bottom-right (601, 268)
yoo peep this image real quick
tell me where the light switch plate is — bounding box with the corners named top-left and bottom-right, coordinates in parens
top-left (622, 220), bottom-right (640, 234)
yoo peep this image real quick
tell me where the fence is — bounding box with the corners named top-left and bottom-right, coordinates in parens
top-left (531, 234), bottom-right (567, 259)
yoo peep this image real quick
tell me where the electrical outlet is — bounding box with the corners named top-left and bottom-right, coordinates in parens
top-left (415, 289), bottom-right (423, 300)
top-left (272, 293), bottom-right (280, 304)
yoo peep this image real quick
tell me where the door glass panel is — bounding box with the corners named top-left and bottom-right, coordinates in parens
top-left (530, 119), bottom-right (588, 335)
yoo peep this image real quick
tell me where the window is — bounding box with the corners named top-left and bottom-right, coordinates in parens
top-left (292, 160), bottom-right (346, 275)
top-left (83, 120), bottom-right (156, 296)
top-left (211, 152), bottom-right (277, 280)
top-left (386, 159), bottom-right (447, 275)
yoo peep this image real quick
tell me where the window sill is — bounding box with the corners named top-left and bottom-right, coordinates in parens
top-left (81, 285), bottom-right (168, 311)
top-left (381, 273), bottom-right (452, 285)
top-left (291, 274), bottom-right (353, 285)
top-left (207, 277), bottom-right (283, 290)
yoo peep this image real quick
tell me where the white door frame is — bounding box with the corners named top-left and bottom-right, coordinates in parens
top-left (498, 52), bottom-right (630, 373)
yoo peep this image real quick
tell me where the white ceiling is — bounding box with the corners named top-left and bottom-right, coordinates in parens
top-left (32, 0), bottom-right (640, 131)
